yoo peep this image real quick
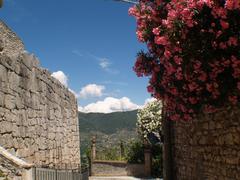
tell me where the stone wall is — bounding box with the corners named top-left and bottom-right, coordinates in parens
top-left (0, 21), bottom-right (80, 169)
top-left (92, 160), bottom-right (145, 177)
top-left (171, 107), bottom-right (240, 180)
top-left (0, 155), bottom-right (24, 180)
top-left (0, 145), bottom-right (33, 180)
top-left (92, 161), bottom-right (128, 176)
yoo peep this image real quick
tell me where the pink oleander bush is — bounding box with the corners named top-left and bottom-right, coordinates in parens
top-left (129, 0), bottom-right (240, 121)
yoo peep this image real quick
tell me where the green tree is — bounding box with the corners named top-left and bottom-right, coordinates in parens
top-left (126, 139), bottom-right (144, 164)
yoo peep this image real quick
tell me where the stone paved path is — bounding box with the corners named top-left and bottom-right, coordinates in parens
top-left (89, 176), bottom-right (162, 180)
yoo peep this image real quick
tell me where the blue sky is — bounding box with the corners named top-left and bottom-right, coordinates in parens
top-left (1, 0), bottom-right (153, 112)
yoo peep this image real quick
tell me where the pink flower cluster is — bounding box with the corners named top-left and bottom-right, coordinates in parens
top-left (130, 0), bottom-right (240, 121)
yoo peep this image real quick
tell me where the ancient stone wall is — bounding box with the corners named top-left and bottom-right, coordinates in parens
top-left (91, 160), bottom-right (145, 177)
top-left (0, 21), bottom-right (80, 169)
top-left (171, 107), bottom-right (240, 180)
top-left (0, 145), bottom-right (33, 180)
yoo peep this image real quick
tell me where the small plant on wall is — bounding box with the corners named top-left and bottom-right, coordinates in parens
top-left (130, 0), bottom-right (240, 121)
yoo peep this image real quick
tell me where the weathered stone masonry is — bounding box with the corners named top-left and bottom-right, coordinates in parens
top-left (0, 21), bottom-right (80, 169)
top-left (171, 107), bottom-right (240, 180)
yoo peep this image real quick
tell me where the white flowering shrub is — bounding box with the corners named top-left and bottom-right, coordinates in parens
top-left (137, 100), bottom-right (163, 139)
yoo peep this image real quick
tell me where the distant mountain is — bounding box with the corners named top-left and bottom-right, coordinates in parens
top-left (78, 110), bottom-right (138, 134)
top-left (78, 110), bottom-right (139, 154)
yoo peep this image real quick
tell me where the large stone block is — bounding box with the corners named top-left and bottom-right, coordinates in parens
top-left (0, 92), bottom-right (4, 107)
top-left (4, 95), bottom-right (15, 110)
top-left (8, 72), bottom-right (20, 92)
top-left (0, 64), bottom-right (7, 82)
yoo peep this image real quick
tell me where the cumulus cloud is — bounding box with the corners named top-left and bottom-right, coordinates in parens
top-left (51, 71), bottom-right (68, 87)
top-left (78, 106), bottom-right (84, 112)
top-left (78, 97), bottom-right (161, 113)
top-left (78, 97), bottom-right (140, 113)
top-left (79, 84), bottom-right (105, 99)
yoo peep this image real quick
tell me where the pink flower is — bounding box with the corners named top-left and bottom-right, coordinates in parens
top-left (164, 50), bottom-right (172, 59)
top-left (170, 114), bottom-right (180, 121)
top-left (186, 19), bottom-right (194, 27)
top-left (174, 56), bottom-right (183, 65)
top-left (182, 8), bottom-right (190, 18)
top-left (179, 104), bottom-right (187, 112)
top-left (189, 97), bottom-right (198, 104)
top-left (176, 68), bottom-right (183, 80)
top-left (168, 9), bottom-right (178, 19)
top-left (221, 59), bottom-right (231, 67)
top-left (165, 63), bottom-right (176, 75)
top-left (152, 27), bottom-right (160, 35)
top-left (228, 37), bottom-right (238, 46)
top-left (188, 82), bottom-right (198, 92)
top-left (198, 72), bottom-right (207, 82)
top-left (130, 0), bottom-right (240, 122)
top-left (147, 85), bottom-right (154, 93)
top-left (136, 30), bottom-right (144, 42)
top-left (225, 0), bottom-right (240, 10)
top-left (216, 30), bottom-right (223, 38)
top-left (173, 46), bottom-right (182, 53)
top-left (162, 19), bottom-right (172, 28)
top-left (206, 83), bottom-right (214, 92)
top-left (220, 20), bottom-right (229, 30)
top-left (193, 61), bottom-right (202, 70)
top-left (170, 88), bottom-right (178, 95)
top-left (219, 42), bottom-right (227, 49)
top-left (128, 6), bottom-right (138, 16)
top-left (155, 36), bottom-right (168, 45)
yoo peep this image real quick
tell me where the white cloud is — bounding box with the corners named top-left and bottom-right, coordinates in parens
top-left (78, 106), bottom-right (84, 112)
top-left (78, 97), bottom-right (160, 113)
top-left (51, 71), bottom-right (68, 87)
top-left (69, 88), bottom-right (79, 98)
top-left (98, 58), bottom-right (119, 74)
top-left (99, 58), bottom-right (111, 69)
top-left (78, 97), bottom-right (140, 113)
top-left (79, 84), bottom-right (105, 99)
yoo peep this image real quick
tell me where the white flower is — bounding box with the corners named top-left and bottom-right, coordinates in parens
top-left (136, 100), bottom-right (163, 138)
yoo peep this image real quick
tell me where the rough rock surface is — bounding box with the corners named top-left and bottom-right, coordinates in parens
top-left (0, 21), bottom-right (81, 170)
top-left (171, 107), bottom-right (240, 180)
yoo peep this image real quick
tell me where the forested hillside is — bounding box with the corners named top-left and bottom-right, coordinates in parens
top-left (78, 110), bottom-right (138, 155)
top-left (79, 110), bottom-right (138, 134)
